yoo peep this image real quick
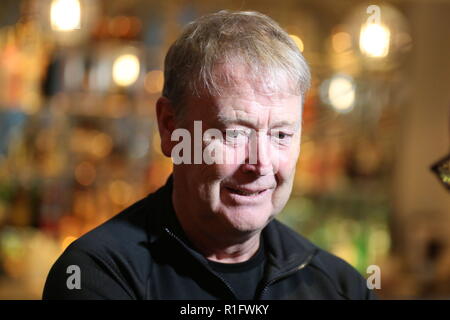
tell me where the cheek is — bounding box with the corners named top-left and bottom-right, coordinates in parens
top-left (272, 146), bottom-right (300, 177)
top-left (218, 143), bottom-right (248, 169)
top-left (200, 143), bottom-right (243, 178)
top-left (272, 148), bottom-right (298, 201)
top-left (275, 160), bottom-right (294, 185)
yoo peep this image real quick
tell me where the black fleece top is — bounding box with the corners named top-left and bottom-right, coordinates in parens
top-left (207, 237), bottom-right (266, 300)
top-left (43, 175), bottom-right (377, 300)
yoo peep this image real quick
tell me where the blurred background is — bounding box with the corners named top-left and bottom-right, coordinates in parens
top-left (0, 0), bottom-right (449, 299)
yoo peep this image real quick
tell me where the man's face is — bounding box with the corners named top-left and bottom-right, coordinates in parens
top-left (172, 71), bottom-right (302, 235)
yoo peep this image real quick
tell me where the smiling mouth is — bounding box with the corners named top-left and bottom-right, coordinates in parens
top-left (225, 187), bottom-right (267, 196)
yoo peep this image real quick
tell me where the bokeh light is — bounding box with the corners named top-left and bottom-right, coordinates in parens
top-left (50, 0), bottom-right (81, 31)
top-left (112, 53), bottom-right (140, 87)
top-left (359, 23), bottom-right (391, 58)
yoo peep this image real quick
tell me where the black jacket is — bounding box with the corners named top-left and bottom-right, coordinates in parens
top-left (43, 175), bottom-right (377, 300)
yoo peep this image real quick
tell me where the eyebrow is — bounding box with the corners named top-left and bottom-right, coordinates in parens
top-left (216, 115), bottom-right (298, 130)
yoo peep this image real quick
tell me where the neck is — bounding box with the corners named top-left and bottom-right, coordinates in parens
top-left (171, 180), bottom-right (261, 264)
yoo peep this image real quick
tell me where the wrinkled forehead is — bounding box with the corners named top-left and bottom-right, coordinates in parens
top-left (206, 61), bottom-right (302, 100)
top-left (182, 67), bottom-right (303, 128)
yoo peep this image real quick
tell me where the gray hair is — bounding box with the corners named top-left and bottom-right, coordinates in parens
top-left (162, 10), bottom-right (311, 118)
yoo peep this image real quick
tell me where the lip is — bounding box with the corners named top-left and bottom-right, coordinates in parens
top-left (222, 185), bottom-right (273, 204)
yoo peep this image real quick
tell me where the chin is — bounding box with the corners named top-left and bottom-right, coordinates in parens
top-left (219, 206), bottom-right (273, 233)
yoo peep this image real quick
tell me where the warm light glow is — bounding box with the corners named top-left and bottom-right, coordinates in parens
top-left (90, 132), bottom-right (113, 158)
top-left (112, 54), bottom-right (140, 87)
top-left (50, 0), bottom-right (81, 31)
top-left (144, 70), bottom-right (164, 94)
top-left (359, 23), bottom-right (390, 58)
top-left (74, 161), bottom-right (96, 186)
top-left (332, 32), bottom-right (352, 53)
top-left (109, 180), bottom-right (133, 205)
top-left (61, 236), bottom-right (77, 250)
top-left (290, 35), bottom-right (304, 52)
top-left (152, 132), bottom-right (163, 155)
top-left (328, 74), bottom-right (355, 113)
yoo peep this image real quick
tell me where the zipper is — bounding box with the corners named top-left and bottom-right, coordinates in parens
top-left (257, 250), bottom-right (317, 299)
top-left (164, 227), bottom-right (238, 299)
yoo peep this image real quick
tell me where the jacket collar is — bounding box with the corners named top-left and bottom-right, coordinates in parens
top-left (146, 174), bottom-right (318, 271)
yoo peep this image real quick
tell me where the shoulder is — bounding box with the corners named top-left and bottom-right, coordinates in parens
top-left (270, 219), bottom-right (376, 299)
top-left (72, 196), bottom-right (151, 254)
top-left (43, 196), bottom-right (154, 299)
top-left (310, 249), bottom-right (375, 299)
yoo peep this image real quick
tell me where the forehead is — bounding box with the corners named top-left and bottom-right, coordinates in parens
top-left (184, 64), bottom-right (302, 126)
top-left (184, 90), bottom-right (302, 130)
top-left (210, 61), bottom-right (298, 97)
top-left (210, 87), bottom-right (301, 126)
top-left (183, 64), bottom-right (302, 128)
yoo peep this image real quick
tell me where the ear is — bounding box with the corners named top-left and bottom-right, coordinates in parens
top-left (156, 96), bottom-right (176, 158)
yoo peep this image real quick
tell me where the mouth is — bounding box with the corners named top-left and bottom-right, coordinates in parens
top-left (222, 184), bottom-right (273, 205)
top-left (224, 181), bottom-right (274, 200)
top-left (225, 187), bottom-right (268, 197)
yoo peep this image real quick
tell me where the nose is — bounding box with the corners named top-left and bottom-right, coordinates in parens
top-left (241, 131), bottom-right (274, 176)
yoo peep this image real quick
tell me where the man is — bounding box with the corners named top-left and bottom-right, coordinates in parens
top-left (43, 10), bottom-right (376, 300)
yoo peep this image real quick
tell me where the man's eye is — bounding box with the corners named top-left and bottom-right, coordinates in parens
top-left (273, 131), bottom-right (290, 139)
top-left (224, 129), bottom-right (249, 144)
top-left (272, 131), bottom-right (293, 144)
top-left (225, 129), bottom-right (245, 139)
